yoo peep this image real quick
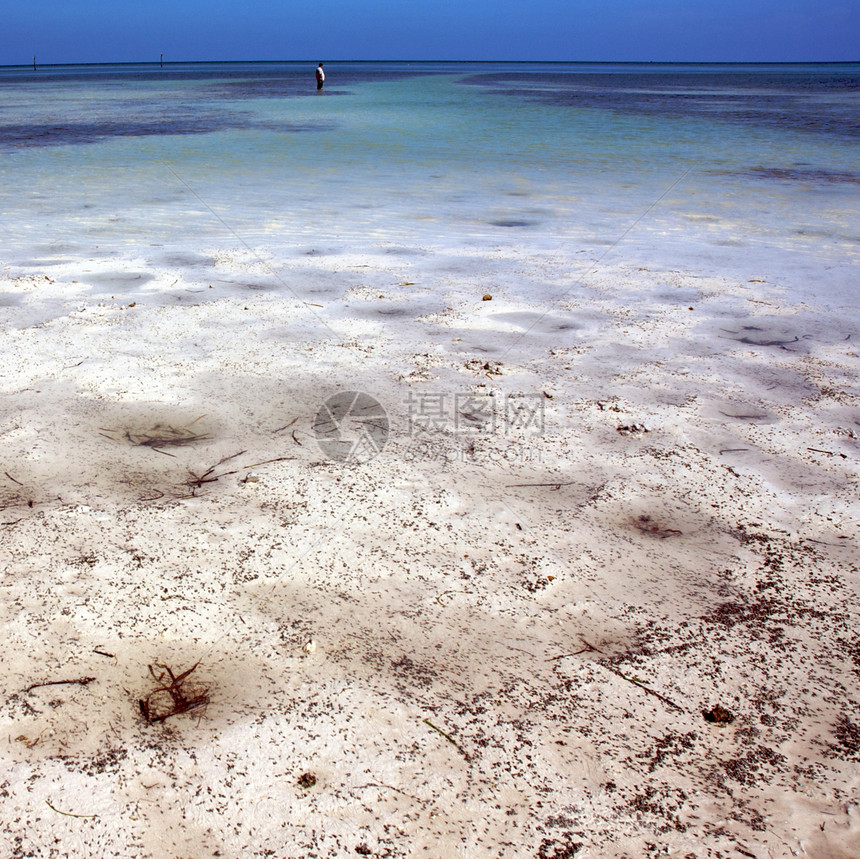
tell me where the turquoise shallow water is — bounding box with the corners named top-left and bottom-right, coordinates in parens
top-left (0, 62), bottom-right (858, 304)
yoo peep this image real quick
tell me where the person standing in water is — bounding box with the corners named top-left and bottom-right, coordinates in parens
top-left (316, 62), bottom-right (325, 91)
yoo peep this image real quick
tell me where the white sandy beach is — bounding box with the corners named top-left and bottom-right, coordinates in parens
top-left (0, 236), bottom-right (858, 857)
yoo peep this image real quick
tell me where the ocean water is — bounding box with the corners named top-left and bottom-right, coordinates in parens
top-left (0, 61), bottom-right (858, 306)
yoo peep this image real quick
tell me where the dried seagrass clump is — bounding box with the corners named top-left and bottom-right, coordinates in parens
top-left (703, 704), bottom-right (735, 725)
top-left (139, 662), bottom-right (210, 724)
top-left (126, 424), bottom-right (212, 449)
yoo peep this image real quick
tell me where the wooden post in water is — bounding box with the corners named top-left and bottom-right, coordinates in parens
top-left (33, 56), bottom-right (37, 71)
top-left (160, 53), bottom-right (163, 68)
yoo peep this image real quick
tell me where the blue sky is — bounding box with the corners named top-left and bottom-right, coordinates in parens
top-left (4, 0), bottom-right (858, 65)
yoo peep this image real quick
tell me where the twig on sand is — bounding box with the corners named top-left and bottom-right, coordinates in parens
top-left (4, 472), bottom-right (23, 485)
top-left (185, 450), bottom-right (246, 493)
top-left (547, 638), bottom-right (602, 661)
top-left (807, 447), bottom-right (847, 459)
top-left (719, 411), bottom-right (767, 420)
top-left (202, 450), bottom-right (246, 475)
top-left (27, 677), bottom-right (96, 693)
top-left (803, 537), bottom-right (850, 547)
top-left (45, 799), bottom-right (98, 819)
top-left (505, 481), bottom-right (576, 490)
top-left (422, 718), bottom-right (471, 762)
top-left (291, 430), bottom-right (302, 446)
top-left (601, 665), bottom-right (684, 712)
top-left (183, 452), bottom-right (292, 496)
top-left (435, 589), bottom-right (472, 606)
top-left (273, 417), bottom-right (298, 434)
top-left (241, 456), bottom-right (294, 470)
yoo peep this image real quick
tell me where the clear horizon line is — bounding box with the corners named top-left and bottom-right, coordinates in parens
top-left (3, 58), bottom-right (859, 71)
